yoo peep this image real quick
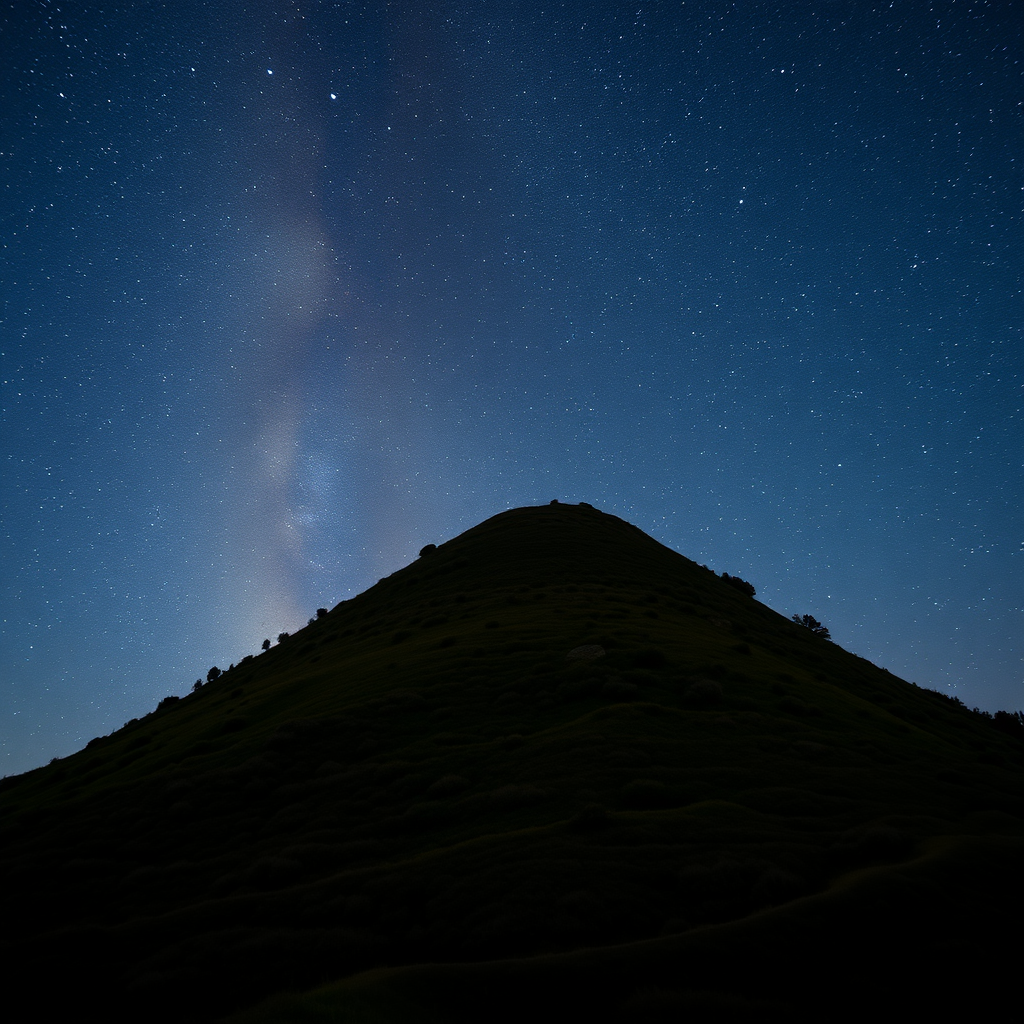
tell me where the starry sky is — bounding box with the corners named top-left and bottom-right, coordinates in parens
top-left (2, 0), bottom-right (1022, 777)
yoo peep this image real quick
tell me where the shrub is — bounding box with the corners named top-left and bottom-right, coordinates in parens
top-left (427, 774), bottom-right (470, 797)
top-left (262, 639), bottom-right (271, 651)
top-left (992, 710), bottom-right (1024, 741)
top-left (419, 544), bottom-right (437, 557)
top-left (277, 632), bottom-right (290, 644)
top-left (684, 679), bottom-right (723, 707)
top-left (791, 614), bottom-right (831, 639)
top-left (721, 573), bottom-right (756, 597)
top-left (207, 666), bottom-right (221, 683)
top-left (779, 695), bottom-right (821, 716)
top-left (316, 607), bottom-right (328, 619)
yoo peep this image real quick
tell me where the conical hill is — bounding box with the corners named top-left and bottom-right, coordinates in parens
top-left (2, 502), bottom-right (1023, 1023)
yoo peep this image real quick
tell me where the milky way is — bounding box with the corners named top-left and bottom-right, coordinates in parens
top-left (2, 1), bottom-right (1021, 775)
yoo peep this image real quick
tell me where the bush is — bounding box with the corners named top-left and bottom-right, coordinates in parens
top-left (684, 679), bottom-right (723, 707)
top-left (992, 710), bottom-right (1024, 741)
top-left (427, 775), bottom-right (470, 797)
top-left (419, 544), bottom-right (437, 557)
top-left (791, 614), bottom-right (831, 639)
top-left (207, 666), bottom-right (221, 683)
top-left (721, 573), bottom-right (756, 597)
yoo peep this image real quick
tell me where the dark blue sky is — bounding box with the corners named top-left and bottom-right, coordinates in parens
top-left (2, 0), bottom-right (1022, 776)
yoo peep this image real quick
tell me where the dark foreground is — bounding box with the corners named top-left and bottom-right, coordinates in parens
top-left (3, 504), bottom-right (1023, 1021)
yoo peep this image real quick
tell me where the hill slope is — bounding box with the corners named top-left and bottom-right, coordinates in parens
top-left (2, 502), bottom-right (1023, 1022)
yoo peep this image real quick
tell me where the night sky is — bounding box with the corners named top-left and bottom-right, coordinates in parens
top-left (2, 1), bottom-right (1022, 777)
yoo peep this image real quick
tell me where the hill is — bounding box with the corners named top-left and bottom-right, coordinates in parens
top-left (2, 501), bottom-right (1023, 1022)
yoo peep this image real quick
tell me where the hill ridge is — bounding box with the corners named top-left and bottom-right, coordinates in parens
top-left (3, 501), bottom-right (1023, 1022)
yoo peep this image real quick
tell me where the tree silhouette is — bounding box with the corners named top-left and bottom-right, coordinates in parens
top-left (721, 572), bottom-right (756, 597)
top-left (207, 666), bottom-right (221, 683)
top-left (791, 614), bottom-right (831, 640)
top-left (262, 639), bottom-right (271, 652)
top-left (992, 710), bottom-right (1024, 741)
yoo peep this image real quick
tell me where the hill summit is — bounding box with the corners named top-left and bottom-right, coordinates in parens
top-left (3, 501), bottom-right (1023, 1022)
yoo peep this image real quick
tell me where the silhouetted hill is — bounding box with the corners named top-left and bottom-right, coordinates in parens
top-left (3, 502), bottom-right (1023, 1022)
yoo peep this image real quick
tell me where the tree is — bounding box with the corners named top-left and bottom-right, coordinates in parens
top-left (721, 572), bottom-right (756, 597)
top-left (262, 638), bottom-right (271, 652)
top-left (316, 607), bottom-right (328, 619)
top-left (207, 666), bottom-right (221, 683)
top-left (277, 632), bottom-right (290, 644)
top-left (992, 710), bottom-right (1024, 741)
top-left (192, 679), bottom-right (203, 692)
top-left (791, 614), bottom-right (831, 640)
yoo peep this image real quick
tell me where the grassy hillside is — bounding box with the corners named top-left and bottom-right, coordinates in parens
top-left (2, 502), bottom-right (1023, 1022)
